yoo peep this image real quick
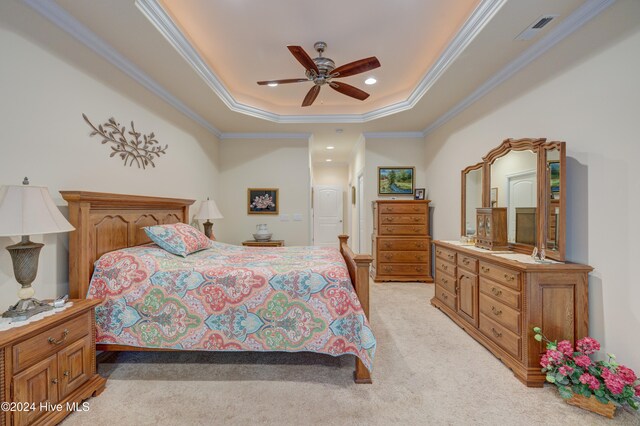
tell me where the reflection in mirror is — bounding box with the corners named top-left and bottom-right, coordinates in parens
top-left (546, 148), bottom-right (560, 251)
top-left (464, 168), bottom-right (482, 236)
top-left (490, 149), bottom-right (537, 244)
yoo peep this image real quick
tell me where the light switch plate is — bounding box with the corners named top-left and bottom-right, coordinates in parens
top-left (279, 214), bottom-right (290, 221)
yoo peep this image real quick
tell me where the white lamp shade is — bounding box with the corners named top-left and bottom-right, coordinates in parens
top-left (195, 198), bottom-right (223, 220)
top-left (0, 185), bottom-right (75, 237)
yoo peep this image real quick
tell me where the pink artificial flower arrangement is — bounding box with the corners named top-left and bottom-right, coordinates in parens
top-left (534, 327), bottom-right (640, 410)
top-left (250, 194), bottom-right (275, 210)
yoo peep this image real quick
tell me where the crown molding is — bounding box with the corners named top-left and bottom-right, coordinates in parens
top-left (220, 133), bottom-right (312, 140)
top-left (423, 0), bottom-right (616, 136)
top-left (135, 0), bottom-right (506, 124)
top-left (363, 132), bottom-right (425, 139)
top-left (22, 0), bottom-right (222, 138)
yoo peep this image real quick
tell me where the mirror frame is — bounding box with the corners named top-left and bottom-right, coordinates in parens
top-left (460, 162), bottom-right (484, 237)
top-left (460, 138), bottom-right (566, 261)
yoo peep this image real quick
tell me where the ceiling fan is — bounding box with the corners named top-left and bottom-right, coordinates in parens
top-left (257, 42), bottom-right (381, 107)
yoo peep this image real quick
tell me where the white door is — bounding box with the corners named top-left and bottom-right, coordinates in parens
top-left (313, 185), bottom-right (343, 248)
top-left (507, 171), bottom-right (537, 241)
top-left (357, 173), bottom-right (366, 253)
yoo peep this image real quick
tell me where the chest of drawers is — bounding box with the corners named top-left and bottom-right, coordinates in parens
top-left (371, 200), bottom-right (432, 282)
top-left (431, 241), bottom-right (592, 387)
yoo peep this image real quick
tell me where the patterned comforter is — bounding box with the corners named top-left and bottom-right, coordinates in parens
top-left (87, 241), bottom-right (375, 370)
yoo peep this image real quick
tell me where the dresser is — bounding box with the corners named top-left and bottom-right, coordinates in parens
top-left (431, 241), bottom-right (592, 387)
top-left (0, 300), bottom-right (106, 426)
top-left (371, 200), bottom-right (432, 282)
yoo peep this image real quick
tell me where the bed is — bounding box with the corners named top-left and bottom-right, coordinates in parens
top-left (60, 191), bottom-right (375, 383)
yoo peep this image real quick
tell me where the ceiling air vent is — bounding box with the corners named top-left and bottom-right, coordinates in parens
top-left (515, 14), bottom-right (559, 41)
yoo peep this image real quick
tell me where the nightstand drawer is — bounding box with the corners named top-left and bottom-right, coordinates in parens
top-left (13, 311), bottom-right (91, 373)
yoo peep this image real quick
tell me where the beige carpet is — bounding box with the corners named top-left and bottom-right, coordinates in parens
top-left (63, 282), bottom-right (640, 425)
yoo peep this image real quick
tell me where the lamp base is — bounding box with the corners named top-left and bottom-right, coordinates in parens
top-left (203, 220), bottom-right (213, 239)
top-left (3, 297), bottom-right (53, 321)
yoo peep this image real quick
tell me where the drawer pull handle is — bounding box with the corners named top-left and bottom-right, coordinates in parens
top-left (386, 227), bottom-right (393, 232)
top-left (385, 217), bottom-right (395, 222)
top-left (415, 267), bottom-right (424, 272)
top-left (63, 370), bottom-right (70, 377)
top-left (491, 328), bottom-right (502, 338)
top-left (441, 264), bottom-right (448, 271)
top-left (51, 378), bottom-right (59, 384)
top-left (413, 217), bottom-right (420, 222)
top-left (436, 250), bottom-right (442, 255)
top-left (48, 329), bottom-right (69, 345)
top-left (416, 242), bottom-right (425, 248)
top-left (441, 292), bottom-right (448, 300)
top-left (417, 255), bottom-right (425, 261)
top-left (413, 228), bottom-right (421, 233)
top-left (503, 273), bottom-right (515, 282)
top-left (481, 266), bottom-right (490, 273)
top-left (413, 206), bottom-right (419, 211)
top-left (491, 306), bottom-right (502, 316)
top-left (491, 287), bottom-right (502, 297)
top-left (441, 278), bottom-right (448, 285)
top-left (462, 259), bottom-right (470, 265)
top-left (384, 254), bottom-right (393, 260)
top-left (385, 207), bottom-right (393, 212)
top-left (447, 254), bottom-right (454, 260)
top-left (383, 266), bottom-right (392, 272)
top-left (383, 242), bottom-right (391, 248)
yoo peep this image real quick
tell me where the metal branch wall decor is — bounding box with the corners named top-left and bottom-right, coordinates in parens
top-left (83, 113), bottom-right (168, 169)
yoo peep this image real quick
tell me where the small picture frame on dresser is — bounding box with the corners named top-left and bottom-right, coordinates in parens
top-left (414, 188), bottom-right (425, 200)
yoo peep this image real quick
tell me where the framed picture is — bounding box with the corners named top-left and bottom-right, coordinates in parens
top-left (378, 166), bottom-right (415, 195)
top-left (490, 187), bottom-right (498, 207)
top-left (247, 188), bottom-right (279, 214)
top-left (414, 188), bottom-right (425, 200)
top-left (351, 186), bottom-right (356, 205)
top-left (548, 160), bottom-right (560, 199)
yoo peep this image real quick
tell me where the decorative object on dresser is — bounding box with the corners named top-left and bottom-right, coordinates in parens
top-left (195, 197), bottom-right (223, 239)
top-left (371, 200), bottom-right (432, 283)
top-left (377, 167), bottom-right (415, 195)
top-left (434, 137), bottom-right (592, 387)
top-left (0, 299), bottom-right (106, 426)
top-left (475, 207), bottom-right (508, 251)
top-left (82, 114), bottom-right (167, 169)
top-left (247, 188), bottom-right (279, 214)
top-left (242, 239), bottom-right (284, 247)
top-left (414, 188), bottom-right (425, 200)
top-left (252, 223), bottom-right (272, 241)
top-left (0, 179), bottom-right (75, 320)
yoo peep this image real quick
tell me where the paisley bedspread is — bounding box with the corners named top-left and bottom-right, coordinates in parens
top-left (87, 241), bottom-right (375, 370)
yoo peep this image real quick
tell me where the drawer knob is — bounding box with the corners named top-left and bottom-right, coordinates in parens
top-left (385, 207), bottom-right (393, 212)
top-left (442, 264), bottom-right (448, 271)
top-left (413, 206), bottom-right (419, 211)
top-left (416, 242), bottom-right (425, 248)
top-left (386, 227), bottom-right (393, 232)
top-left (385, 217), bottom-right (395, 222)
top-left (383, 242), bottom-right (391, 248)
top-left (413, 227), bottom-right (421, 233)
top-left (462, 259), bottom-right (470, 265)
top-left (491, 306), bottom-right (503, 316)
top-left (384, 254), bottom-right (393, 260)
top-left (481, 266), bottom-right (490, 273)
top-left (383, 266), bottom-right (392, 272)
top-left (491, 328), bottom-right (502, 338)
top-left (63, 370), bottom-right (70, 377)
top-left (415, 267), bottom-right (424, 272)
top-left (503, 273), bottom-right (515, 282)
top-left (413, 217), bottom-right (420, 222)
top-left (417, 255), bottom-right (425, 261)
top-left (48, 328), bottom-right (69, 346)
top-left (441, 292), bottom-right (448, 300)
top-left (51, 378), bottom-right (59, 384)
top-left (441, 278), bottom-right (448, 285)
top-left (491, 287), bottom-right (502, 297)
top-left (436, 250), bottom-right (441, 255)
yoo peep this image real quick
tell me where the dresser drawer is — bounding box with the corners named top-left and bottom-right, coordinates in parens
top-left (435, 258), bottom-right (456, 277)
top-left (378, 238), bottom-right (429, 251)
top-left (434, 246), bottom-right (456, 263)
top-left (479, 314), bottom-right (521, 359)
top-left (457, 254), bottom-right (478, 273)
top-left (380, 214), bottom-right (425, 225)
top-left (479, 278), bottom-right (520, 309)
top-left (13, 312), bottom-right (91, 373)
top-left (479, 293), bottom-right (520, 335)
top-left (379, 225), bottom-right (427, 236)
top-left (435, 284), bottom-right (456, 311)
top-left (479, 261), bottom-right (520, 290)
top-left (378, 263), bottom-right (430, 276)
top-left (379, 251), bottom-right (429, 263)
top-left (379, 204), bottom-right (426, 215)
top-left (435, 270), bottom-right (456, 294)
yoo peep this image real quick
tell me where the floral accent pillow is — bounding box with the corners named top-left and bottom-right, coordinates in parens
top-left (144, 223), bottom-right (211, 257)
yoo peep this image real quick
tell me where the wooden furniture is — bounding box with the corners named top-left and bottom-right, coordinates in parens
top-left (475, 207), bottom-right (507, 251)
top-left (371, 200), bottom-right (432, 283)
top-left (60, 191), bottom-right (373, 384)
top-left (461, 163), bottom-right (483, 237)
top-left (515, 207), bottom-right (537, 245)
top-left (241, 240), bottom-right (284, 247)
top-left (431, 240), bottom-right (592, 387)
top-left (0, 300), bottom-right (106, 426)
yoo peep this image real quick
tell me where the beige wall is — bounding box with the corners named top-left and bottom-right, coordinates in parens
top-left (216, 138), bottom-right (311, 246)
top-left (0, 21), bottom-right (220, 304)
top-left (312, 163), bottom-right (349, 235)
top-left (424, 0), bottom-right (640, 370)
top-left (347, 137), bottom-right (366, 252)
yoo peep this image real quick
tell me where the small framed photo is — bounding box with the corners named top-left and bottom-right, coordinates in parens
top-left (414, 188), bottom-right (425, 200)
top-left (247, 188), bottom-right (279, 214)
top-left (351, 186), bottom-right (356, 205)
top-left (490, 187), bottom-right (498, 207)
top-left (378, 166), bottom-right (415, 195)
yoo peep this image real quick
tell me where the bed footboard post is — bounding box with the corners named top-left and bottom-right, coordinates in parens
top-left (338, 235), bottom-right (373, 384)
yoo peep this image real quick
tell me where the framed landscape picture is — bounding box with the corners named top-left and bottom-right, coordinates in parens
top-left (247, 188), bottom-right (279, 214)
top-left (548, 161), bottom-right (560, 199)
top-left (378, 167), bottom-right (415, 195)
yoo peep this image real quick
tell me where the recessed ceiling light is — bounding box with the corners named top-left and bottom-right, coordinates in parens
top-left (326, 159), bottom-right (332, 162)
top-left (267, 82), bottom-right (278, 87)
top-left (326, 146), bottom-right (335, 150)
top-left (365, 77), bottom-right (377, 85)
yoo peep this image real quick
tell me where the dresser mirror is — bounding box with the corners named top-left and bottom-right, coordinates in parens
top-left (461, 163), bottom-right (483, 237)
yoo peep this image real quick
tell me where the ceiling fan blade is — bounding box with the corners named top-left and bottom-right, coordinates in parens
top-left (329, 82), bottom-right (369, 101)
top-left (302, 85), bottom-right (321, 107)
top-left (287, 46), bottom-right (320, 74)
top-left (257, 78), bottom-right (309, 85)
top-left (332, 57), bottom-right (380, 78)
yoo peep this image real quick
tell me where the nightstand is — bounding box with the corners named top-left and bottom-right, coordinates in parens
top-left (0, 299), bottom-right (106, 426)
top-left (242, 240), bottom-right (285, 247)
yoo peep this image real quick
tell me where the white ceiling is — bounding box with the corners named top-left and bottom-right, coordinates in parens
top-left (30, 0), bottom-right (594, 162)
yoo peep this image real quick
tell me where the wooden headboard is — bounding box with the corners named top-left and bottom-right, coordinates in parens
top-left (60, 191), bottom-right (194, 299)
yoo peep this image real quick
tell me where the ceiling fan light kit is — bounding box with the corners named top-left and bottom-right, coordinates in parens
top-left (257, 41), bottom-right (381, 107)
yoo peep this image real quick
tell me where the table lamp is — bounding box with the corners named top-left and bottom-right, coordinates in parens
top-left (195, 197), bottom-right (223, 239)
top-left (0, 178), bottom-right (75, 320)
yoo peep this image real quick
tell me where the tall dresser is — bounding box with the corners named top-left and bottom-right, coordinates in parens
top-left (371, 200), bottom-right (433, 282)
